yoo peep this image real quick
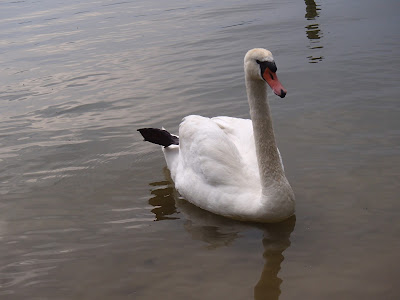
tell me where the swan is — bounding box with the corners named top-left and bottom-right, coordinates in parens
top-left (138, 48), bottom-right (295, 223)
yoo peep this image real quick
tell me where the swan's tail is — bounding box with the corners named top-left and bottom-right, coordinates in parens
top-left (137, 128), bottom-right (179, 147)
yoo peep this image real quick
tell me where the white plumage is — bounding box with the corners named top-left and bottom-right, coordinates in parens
top-left (145, 48), bottom-right (295, 223)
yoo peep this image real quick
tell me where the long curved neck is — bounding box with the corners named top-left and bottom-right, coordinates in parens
top-left (245, 76), bottom-right (285, 188)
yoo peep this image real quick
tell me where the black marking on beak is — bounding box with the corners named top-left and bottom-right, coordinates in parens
top-left (256, 60), bottom-right (277, 79)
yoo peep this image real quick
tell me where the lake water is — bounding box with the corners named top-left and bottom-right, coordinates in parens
top-left (1, 0), bottom-right (399, 299)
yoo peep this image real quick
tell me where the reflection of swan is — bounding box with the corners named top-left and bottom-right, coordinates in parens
top-left (148, 170), bottom-right (296, 298)
top-left (139, 48), bottom-right (295, 223)
top-left (254, 217), bottom-right (295, 300)
top-left (148, 167), bottom-right (239, 248)
top-left (148, 180), bottom-right (178, 221)
top-left (304, 0), bottom-right (324, 63)
top-left (304, 0), bottom-right (320, 20)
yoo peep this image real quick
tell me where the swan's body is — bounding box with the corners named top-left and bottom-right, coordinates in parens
top-left (139, 48), bottom-right (295, 223)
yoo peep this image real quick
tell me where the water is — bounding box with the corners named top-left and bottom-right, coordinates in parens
top-left (1, 0), bottom-right (399, 299)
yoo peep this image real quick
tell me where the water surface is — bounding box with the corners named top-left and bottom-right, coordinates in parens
top-left (1, 0), bottom-right (400, 299)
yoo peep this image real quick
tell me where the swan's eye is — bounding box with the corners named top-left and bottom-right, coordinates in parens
top-left (256, 60), bottom-right (278, 79)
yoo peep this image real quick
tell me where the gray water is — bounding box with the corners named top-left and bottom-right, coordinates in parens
top-left (1, 0), bottom-right (400, 299)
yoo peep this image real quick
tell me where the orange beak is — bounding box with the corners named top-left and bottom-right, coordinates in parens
top-left (263, 69), bottom-right (287, 98)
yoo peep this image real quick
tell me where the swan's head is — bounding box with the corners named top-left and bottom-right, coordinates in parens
top-left (244, 48), bottom-right (287, 98)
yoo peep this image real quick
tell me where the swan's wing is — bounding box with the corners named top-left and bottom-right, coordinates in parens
top-left (212, 116), bottom-right (285, 172)
top-left (170, 115), bottom-right (265, 219)
top-left (211, 116), bottom-right (259, 177)
top-left (177, 115), bottom-right (257, 189)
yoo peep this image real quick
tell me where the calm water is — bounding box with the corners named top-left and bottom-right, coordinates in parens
top-left (1, 0), bottom-right (400, 299)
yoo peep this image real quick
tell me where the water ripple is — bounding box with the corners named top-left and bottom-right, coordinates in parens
top-left (0, 0), bottom-right (399, 298)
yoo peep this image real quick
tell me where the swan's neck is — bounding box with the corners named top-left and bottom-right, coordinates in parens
top-left (245, 77), bottom-right (285, 189)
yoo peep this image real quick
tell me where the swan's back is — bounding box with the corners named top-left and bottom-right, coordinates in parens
top-left (211, 116), bottom-right (260, 178)
top-left (176, 115), bottom-right (259, 189)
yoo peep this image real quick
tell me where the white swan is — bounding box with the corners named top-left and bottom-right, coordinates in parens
top-left (138, 48), bottom-right (295, 223)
